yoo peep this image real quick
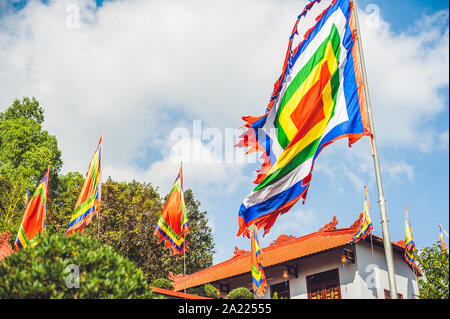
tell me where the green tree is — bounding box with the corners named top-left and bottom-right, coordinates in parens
top-left (0, 97), bottom-right (62, 237)
top-left (416, 243), bottom-right (449, 299)
top-left (151, 278), bottom-right (174, 290)
top-left (47, 171), bottom-right (85, 234)
top-left (186, 283), bottom-right (219, 298)
top-left (84, 178), bottom-right (215, 282)
top-left (227, 287), bottom-right (254, 299)
top-left (0, 233), bottom-right (155, 298)
top-left (182, 189), bottom-right (215, 274)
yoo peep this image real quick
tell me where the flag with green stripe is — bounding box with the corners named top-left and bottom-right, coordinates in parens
top-left (236, 0), bottom-right (371, 237)
top-left (15, 166), bottom-right (50, 250)
top-left (154, 163), bottom-right (190, 255)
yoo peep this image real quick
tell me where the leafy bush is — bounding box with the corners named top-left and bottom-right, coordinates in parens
top-left (416, 243), bottom-right (449, 299)
top-left (204, 283), bottom-right (219, 299)
top-left (0, 233), bottom-right (155, 298)
top-left (185, 283), bottom-right (219, 298)
top-left (151, 278), bottom-right (174, 290)
top-left (227, 287), bottom-right (254, 299)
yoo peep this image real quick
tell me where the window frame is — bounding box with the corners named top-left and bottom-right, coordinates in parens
top-left (306, 268), bottom-right (342, 299)
top-left (270, 280), bottom-right (291, 299)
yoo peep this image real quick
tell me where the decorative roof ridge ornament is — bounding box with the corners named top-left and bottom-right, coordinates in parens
top-left (269, 234), bottom-right (297, 247)
top-left (350, 213), bottom-right (364, 229)
top-left (319, 216), bottom-right (338, 231)
top-left (169, 271), bottom-right (186, 283)
top-left (395, 240), bottom-right (406, 248)
top-left (233, 246), bottom-right (250, 258)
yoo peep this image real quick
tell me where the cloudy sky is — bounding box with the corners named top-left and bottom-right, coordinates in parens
top-left (0, 0), bottom-right (448, 265)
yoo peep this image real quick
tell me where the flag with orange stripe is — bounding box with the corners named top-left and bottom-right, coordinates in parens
top-left (236, 0), bottom-right (371, 236)
top-left (439, 223), bottom-right (447, 253)
top-left (404, 205), bottom-right (416, 266)
top-left (15, 166), bottom-right (50, 250)
top-left (66, 134), bottom-right (103, 235)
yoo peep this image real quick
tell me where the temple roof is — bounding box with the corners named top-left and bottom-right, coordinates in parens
top-left (172, 216), bottom-right (420, 291)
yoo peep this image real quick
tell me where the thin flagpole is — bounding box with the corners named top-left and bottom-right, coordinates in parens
top-left (183, 241), bottom-right (187, 293)
top-left (97, 133), bottom-right (104, 241)
top-left (352, 0), bottom-right (399, 298)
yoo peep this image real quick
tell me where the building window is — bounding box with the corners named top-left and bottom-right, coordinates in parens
top-left (270, 281), bottom-right (290, 299)
top-left (384, 289), bottom-right (403, 299)
top-left (307, 268), bottom-right (341, 299)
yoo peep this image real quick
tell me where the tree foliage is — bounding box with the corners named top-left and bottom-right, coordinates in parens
top-left (83, 179), bottom-right (215, 282)
top-left (0, 233), bottom-right (155, 298)
top-left (186, 283), bottom-right (219, 298)
top-left (416, 243), bottom-right (449, 299)
top-left (0, 97), bottom-right (62, 237)
top-left (0, 96), bottom-right (216, 295)
top-left (227, 287), bottom-right (254, 299)
top-left (151, 278), bottom-right (174, 290)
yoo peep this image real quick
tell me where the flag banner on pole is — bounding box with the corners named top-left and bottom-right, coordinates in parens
top-left (404, 205), bottom-right (416, 266)
top-left (439, 224), bottom-right (447, 253)
top-left (66, 134), bottom-right (103, 235)
top-left (15, 166), bottom-right (50, 250)
top-left (154, 163), bottom-right (190, 255)
top-left (236, 0), bottom-right (371, 237)
top-left (250, 224), bottom-right (267, 296)
top-left (352, 187), bottom-right (373, 243)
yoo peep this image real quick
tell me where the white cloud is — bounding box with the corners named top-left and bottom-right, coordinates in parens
top-left (358, 9), bottom-right (449, 150)
top-left (259, 208), bottom-right (319, 246)
top-left (439, 129), bottom-right (449, 151)
top-left (0, 0), bottom-right (447, 186)
top-left (102, 136), bottom-right (247, 198)
top-left (384, 160), bottom-right (414, 183)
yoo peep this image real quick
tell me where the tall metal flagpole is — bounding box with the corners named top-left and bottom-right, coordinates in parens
top-left (352, 0), bottom-right (399, 298)
top-left (183, 239), bottom-right (187, 293)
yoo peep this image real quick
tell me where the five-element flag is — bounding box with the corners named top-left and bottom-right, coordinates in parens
top-left (154, 163), bottom-right (190, 255)
top-left (236, 0), bottom-right (372, 237)
top-left (352, 186), bottom-right (373, 243)
top-left (15, 166), bottom-right (50, 250)
top-left (404, 205), bottom-right (416, 266)
top-left (66, 134), bottom-right (103, 235)
top-left (439, 223), bottom-right (448, 253)
top-left (250, 224), bottom-right (267, 296)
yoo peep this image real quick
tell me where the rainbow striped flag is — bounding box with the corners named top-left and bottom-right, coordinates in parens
top-left (352, 186), bottom-right (373, 242)
top-left (404, 205), bottom-right (416, 266)
top-left (23, 189), bottom-right (29, 206)
top-left (154, 163), bottom-right (190, 255)
top-left (439, 224), bottom-right (447, 253)
top-left (15, 166), bottom-right (50, 250)
top-left (352, 200), bottom-right (373, 243)
top-left (66, 134), bottom-right (103, 235)
top-left (236, 0), bottom-right (371, 236)
top-left (250, 224), bottom-right (267, 296)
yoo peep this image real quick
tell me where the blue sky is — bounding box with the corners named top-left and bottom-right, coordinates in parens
top-left (0, 0), bottom-right (448, 267)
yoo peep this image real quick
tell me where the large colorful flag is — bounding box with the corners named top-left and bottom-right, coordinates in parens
top-left (154, 163), bottom-right (190, 255)
top-left (439, 223), bottom-right (447, 253)
top-left (15, 166), bottom-right (50, 251)
top-left (404, 205), bottom-right (416, 266)
top-left (250, 224), bottom-right (267, 296)
top-left (236, 0), bottom-right (371, 236)
top-left (66, 134), bottom-right (103, 235)
top-left (352, 186), bottom-right (373, 243)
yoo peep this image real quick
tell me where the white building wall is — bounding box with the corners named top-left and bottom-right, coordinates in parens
top-left (255, 242), bottom-right (419, 299)
top-left (354, 241), bottom-right (419, 299)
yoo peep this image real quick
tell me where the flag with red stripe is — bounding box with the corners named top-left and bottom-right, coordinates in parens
top-left (236, 0), bottom-right (371, 237)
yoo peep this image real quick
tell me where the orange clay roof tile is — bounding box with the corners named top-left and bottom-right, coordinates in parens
top-left (173, 226), bottom-right (357, 291)
top-left (172, 216), bottom-right (420, 291)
